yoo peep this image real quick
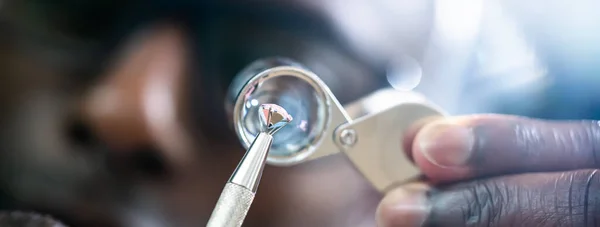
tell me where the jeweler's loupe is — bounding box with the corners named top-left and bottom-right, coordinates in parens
top-left (226, 57), bottom-right (447, 192)
top-left (226, 58), bottom-right (340, 166)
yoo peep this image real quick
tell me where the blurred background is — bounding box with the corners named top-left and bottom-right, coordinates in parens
top-left (0, 0), bottom-right (599, 226)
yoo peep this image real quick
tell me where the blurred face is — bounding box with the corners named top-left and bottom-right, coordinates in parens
top-left (0, 1), bottom-right (433, 226)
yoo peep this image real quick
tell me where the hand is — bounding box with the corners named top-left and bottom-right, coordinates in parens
top-left (376, 114), bottom-right (600, 227)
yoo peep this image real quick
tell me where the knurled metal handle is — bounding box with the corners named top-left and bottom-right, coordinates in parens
top-left (206, 183), bottom-right (255, 227)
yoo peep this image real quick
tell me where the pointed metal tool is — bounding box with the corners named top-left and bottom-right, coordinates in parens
top-left (207, 104), bottom-right (292, 227)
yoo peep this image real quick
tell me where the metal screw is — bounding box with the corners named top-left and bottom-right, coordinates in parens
top-left (339, 128), bottom-right (357, 147)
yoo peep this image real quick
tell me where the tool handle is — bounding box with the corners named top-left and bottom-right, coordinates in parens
top-left (206, 183), bottom-right (255, 227)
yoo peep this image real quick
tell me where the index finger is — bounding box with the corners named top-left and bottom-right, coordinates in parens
top-left (404, 114), bottom-right (600, 183)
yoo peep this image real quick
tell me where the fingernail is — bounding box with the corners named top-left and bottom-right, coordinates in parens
top-left (376, 184), bottom-right (429, 227)
top-left (417, 121), bottom-right (474, 167)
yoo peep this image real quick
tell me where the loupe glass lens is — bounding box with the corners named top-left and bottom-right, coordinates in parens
top-left (227, 58), bottom-right (329, 164)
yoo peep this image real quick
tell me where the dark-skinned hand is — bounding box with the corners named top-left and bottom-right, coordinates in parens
top-left (377, 114), bottom-right (600, 227)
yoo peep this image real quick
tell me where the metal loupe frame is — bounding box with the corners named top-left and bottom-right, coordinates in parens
top-left (232, 65), bottom-right (447, 192)
top-left (232, 66), bottom-right (351, 166)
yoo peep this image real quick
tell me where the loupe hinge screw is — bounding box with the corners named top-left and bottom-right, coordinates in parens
top-left (338, 128), bottom-right (358, 147)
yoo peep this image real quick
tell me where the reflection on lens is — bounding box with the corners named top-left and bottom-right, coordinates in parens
top-left (227, 58), bottom-right (329, 164)
top-left (241, 76), bottom-right (325, 157)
